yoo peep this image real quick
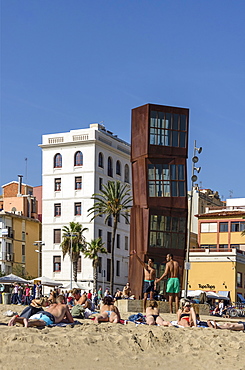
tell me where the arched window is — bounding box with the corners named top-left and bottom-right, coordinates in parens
top-left (98, 152), bottom-right (104, 168)
top-left (74, 151), bottom-right (83, 166)
top-left (116, 160), bottom-right (121, 176)
top-left (124, 164), bottom-right (130, 183)
top-left (54, 153), bottom-right (62, 168)
top-left (108, 157), bottom-right (113, 177)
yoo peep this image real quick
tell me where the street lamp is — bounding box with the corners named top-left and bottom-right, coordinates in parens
top-left (33, 241), bottom-right (45, 277)
top-left (184, 140), bottom-right (202, 299)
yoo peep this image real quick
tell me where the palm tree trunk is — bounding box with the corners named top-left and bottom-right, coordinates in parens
top-left (73, 259), bottom-right (78, 282)
top-left (110, 217), bottom-right (118, 295)
top-left (93, 265), bottom-right (97, 292)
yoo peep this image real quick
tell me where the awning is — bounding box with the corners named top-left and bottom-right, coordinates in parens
top-left (237, 294), bottom-right (245, 303)
top-left (218, 291), bottom-right (230, 297)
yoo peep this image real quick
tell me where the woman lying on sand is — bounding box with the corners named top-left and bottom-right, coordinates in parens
top-left (146, 300), bottom-right (172, 326)
top-left (95, 296), bottom-right (121, 323)
top-left (8, 297), bottom-right (49, 326)
top-left (177, 299), bottom-right (197, 327)
top-left (207, 320), bottom-right (245, 331)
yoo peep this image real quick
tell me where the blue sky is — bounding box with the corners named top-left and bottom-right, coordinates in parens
top-left (1, 0), bottom-right (245, 200)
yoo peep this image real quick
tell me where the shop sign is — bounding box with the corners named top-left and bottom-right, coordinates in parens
top-left (198, 283), bottom-right (215, 290)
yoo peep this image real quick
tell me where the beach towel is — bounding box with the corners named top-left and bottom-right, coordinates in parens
top-left (128, 313), bottom-right (146, 324)
top-left (49, 320), bottom-right (82, 327)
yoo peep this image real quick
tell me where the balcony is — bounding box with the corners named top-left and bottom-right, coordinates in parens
top-left (0, 252), bottom-right (14, 262)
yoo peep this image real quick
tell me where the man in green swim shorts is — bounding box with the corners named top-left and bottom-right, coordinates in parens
top-left (155, 254), bottom-right (180, 314)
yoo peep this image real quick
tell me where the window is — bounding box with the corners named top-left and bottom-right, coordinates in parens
top-left (237, 272), bottom-right (242, 288)
top-left (125, 236), bottom-right (128, 250)
top-left (107, 258), bottom-right (111, 281)
top-left (107, 232), bottom-right (112, 253)
top-left (149, 110), bottom-right (187, 148)
top-left (98, 152), bottom-right (104, 168)
top-left (116, 234), bottom-right (120, 249)
top-left (22, 231), bottom-right (25, 241)
top-left (74, 202), bottom-right (82, 216)
top-left (74, 151), bottom-right (83, 166)
top-left (116, 160), bottom-right (121, 175)
top-left (22, 245), bottom-right (25, 263)
top-left (77, 256), bottom-right (82, 273)
top-left (149, 214), bottom-right (186, 249)
top-left (148, 164), bottom-right (185, 197)
top-left (200, 223), bottom-right (217, 233)
top-left (219, 244), bottom-right (228, 249)
top-left (219, 222), bottom-right (228, 232)
top-left (116, 260), bottom-right (120, 276)
top-left (98, 257), bottom-right (102, 273)
top-left (54, 203), bottom-right (61, 217)
top-left (98, 229), bottom-right (103, 239)
top-left (54, 153), bottom-right (62, 168)
top-left (75, 176), bottom-right (82, 190)
top-left (124, 164), bottom-right (130, 183)
top-left (54, 178), bottom-right (61, 191)
top-left (99, 177), bottom-right (103, 191)
top-left (231, 221), bottom-right (245, 232)
top-left (108, 215), bottom-right (112, 227)
top-left (54, 229), bottom-right (61, 244)
top-left (53, 256), bottom-right (61, 272)
top-left (200, 245), bottom-right (217, 249)
top-left (108, 157), bottom-right (113, 177)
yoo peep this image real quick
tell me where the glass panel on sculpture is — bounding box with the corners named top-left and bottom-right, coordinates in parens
top-left (178, 165), bottom-right (185, 180)
top-left (172, 233), bottom-right (178, 248)
top-left (149, 182), bottom-right (155, 197)
top-left (172, 131), bottom-right (178, 147)
top-left (178, 182), bottom-right (185, 196)
top-left (155, 165), bottom-right (162, 180)
top-left (171, 182), bottom-right (177, 197)
top-left (173, 114), bottom-right (179, 130)
top-left (158, 112), bottom-right (164, 128)
top-left (163, 182), bottom-right (170, 197)
top-left (180, 115), bottom-right (187, 131)
top-left (179, 132), bottom-right (186, 148)
top-left (156, 232), bottom-right (163, 247)
top-left (166, 129), bottom-right (172, 146)
top-left (156, 181), bottom-right (162, 197)
top-left (179, 218), bottom-right (186, 232)
top-left (150, 232), bottom-right (156, 247)
top-left (172, 217), bottom-right (178, 232)
top-left (163, 165), bottom-right (170, 180)
top-left (165, 113), bottom-right (171, 129)
top-left (178, 234), bottom-right (185, 249)
top-left (166, 216), bottom-right (171, 231)
top-left (150, 129), bottom-right (157, 145)
top-left (159, 215), bottom-right (166, 231)
top-left (170, 165), bottom-right (176, 180)
top-left (165, 233), bottom-right (171, 248)
top-left (150, 215), bottom-right (157, 230)
top-left (158, 129), bottom-right (164, 145)
top-left (150, 111), bottom-right (157, 127)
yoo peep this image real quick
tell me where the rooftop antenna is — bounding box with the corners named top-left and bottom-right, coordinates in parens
top-left (199, 181), bottom-right (202, 189)
top-left (229, 190), bottom-right (233, 198)
top-left (25, 158), bottom-right (28, 183)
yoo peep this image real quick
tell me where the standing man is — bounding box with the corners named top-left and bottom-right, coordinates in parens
top-left (131, 250), bottom-right (156, 312)
top-left (155, 254), bottom-right (180, 314)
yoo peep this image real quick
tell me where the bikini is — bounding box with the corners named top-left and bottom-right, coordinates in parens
top-left (152, 315), bottom-right (159, 321)
top-left (105, 310), bottom-right (113, 317)
top-left (180, 313), bottom-right (190, 322)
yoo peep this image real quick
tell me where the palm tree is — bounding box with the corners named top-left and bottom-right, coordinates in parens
top-left (83, 238), bottom-right (107, 291)
top-left (60, 221), bottom-right (88, 282)
top-left (88, 180), bottom-right (132, 294)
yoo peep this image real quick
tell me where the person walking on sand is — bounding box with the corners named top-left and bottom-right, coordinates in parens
top-left (155, 254), bottom-right (180, 314)
top-left (131, 250), bottom-right (156, 312)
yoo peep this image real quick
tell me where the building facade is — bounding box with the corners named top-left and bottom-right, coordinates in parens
top-left (188, 198), bottom-right (245, 302)
top-left (40, 123), bottom-right (131, 291)
top-left (0, 179), bottom-right (41, 277)
top-left (129, 104), bottom-right (189, 298)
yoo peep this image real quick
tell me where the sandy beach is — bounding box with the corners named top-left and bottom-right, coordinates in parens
top-left (0, 304), bottom-right (245, 370)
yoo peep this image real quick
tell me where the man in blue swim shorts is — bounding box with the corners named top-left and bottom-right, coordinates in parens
top-left (131, 250), bottom-right (156, 312)
top-left (156, 254), bottom-right (180, 314)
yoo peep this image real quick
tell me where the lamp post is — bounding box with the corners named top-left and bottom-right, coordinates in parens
top-left (33, 241), bottom-right (45, 277)
top-left (184, 140), bottom-right (202, 299)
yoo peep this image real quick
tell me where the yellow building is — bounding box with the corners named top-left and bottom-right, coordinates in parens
top-left (188, 208), bottom-right (245, 303)
top-left (0, 178), bottom-right (41, 278)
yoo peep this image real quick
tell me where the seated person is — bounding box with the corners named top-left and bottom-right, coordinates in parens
top-left (95, 296), bottom-right (121, 324)
top-left (114, 288), bottom-right (123, 300)
top-left (177, 299), bottom-right (197, 327)
top-left (146, 300), bottom-right (172, 326)
top-left (122, 282), bottom-right (134, 299)
top-left (48, 290), bottom-right (57, 304)
top-left (8, 297), bottom-right (49, 326)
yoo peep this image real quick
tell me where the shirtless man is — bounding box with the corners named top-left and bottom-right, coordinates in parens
top-left (72, 289), bottom-right (91, 308)
top-left (155, 254), bottom-right (180, 314)
top-left (131, 250), bottom-right (156, 312)
top-left (26, 295), bottom-right (74, 327)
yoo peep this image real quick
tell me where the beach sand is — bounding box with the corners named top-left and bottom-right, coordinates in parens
top-left (0, 304), bottom-right (245, 370)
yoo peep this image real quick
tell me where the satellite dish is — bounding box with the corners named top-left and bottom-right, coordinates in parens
top-left (11, 207), bottom-right (17, 213)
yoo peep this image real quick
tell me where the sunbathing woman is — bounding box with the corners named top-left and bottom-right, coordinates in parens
top-left (8, 297), bottom-right (49, 326)
top-left (95, 296), bottom-right (121, 323)
top-left (177, 299), bottom-right (197, 327)
top-left (146, 300), bottom-right (172, 326)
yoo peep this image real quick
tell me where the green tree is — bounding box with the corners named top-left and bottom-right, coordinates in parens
top-left (60, 222), bottom-right (88, 282)
top-left (83, 238), bottom-right (107, 291)
top-left (88, 180), bottom-right (132, 294)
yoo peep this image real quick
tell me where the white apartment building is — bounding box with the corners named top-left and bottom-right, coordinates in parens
top-left (40, 123), bottom-right (131, 292)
